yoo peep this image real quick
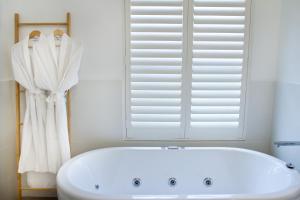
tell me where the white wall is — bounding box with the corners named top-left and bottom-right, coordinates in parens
top-left (272, 0), bottom-right (300, 170)
top-left (0, 0), bottom-right (281, 198)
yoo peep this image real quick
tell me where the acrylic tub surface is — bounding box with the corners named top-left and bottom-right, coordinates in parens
top-left (57, 147), bottom-right (300, 200)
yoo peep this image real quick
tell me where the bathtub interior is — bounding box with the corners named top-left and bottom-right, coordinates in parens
top-left (64, 148), bottom-right (299, 196)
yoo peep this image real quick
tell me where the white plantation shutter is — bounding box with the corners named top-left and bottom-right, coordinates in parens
top-left (125, 0), bottom-right (251, 140)
top-left (187, 0), bottom-right (250, 139)
top-left (125, 0), bottom-right (186, 139)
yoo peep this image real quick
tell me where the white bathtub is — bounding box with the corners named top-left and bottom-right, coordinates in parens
top-left (57, 147), bottom-right (300, 200)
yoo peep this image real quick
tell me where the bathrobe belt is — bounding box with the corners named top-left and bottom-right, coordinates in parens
top-left (46, 91), bottom-right (66, 103)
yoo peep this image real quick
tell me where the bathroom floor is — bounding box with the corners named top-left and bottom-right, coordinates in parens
top-left (24, 198), bottom-right (57, 200)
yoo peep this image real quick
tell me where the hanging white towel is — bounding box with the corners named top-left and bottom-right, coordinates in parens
top-left (11, 37), bottom-right (48, 173)
top-left (27, 172), bottom-right (56, 188)
top-left (32, 33), bottom-right (83, 173)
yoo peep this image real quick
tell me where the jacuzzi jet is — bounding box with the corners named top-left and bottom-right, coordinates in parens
top-left (203, 177), bottom-right (212, 187)
top-left (169, 177), bottom-right (177, 186)
top-left (95, 184), bottom-right (100, 190)
top-left (286, 163), bottom-right (295, 169)
top-left (132, 178), bottom-right (141, 187)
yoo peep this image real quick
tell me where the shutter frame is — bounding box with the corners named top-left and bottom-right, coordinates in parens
top-left (125, 0), bottom-right (251, 140)
top-left (125, 0), bottom-right (187, 139)
top-left (186, 0), bottom-right (251, 140)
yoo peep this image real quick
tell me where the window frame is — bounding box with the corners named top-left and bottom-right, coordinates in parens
top-left (124, 0), bottom-right (252, 141)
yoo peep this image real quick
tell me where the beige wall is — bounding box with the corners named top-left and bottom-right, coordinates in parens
top-left (0, 0), bottom-right (282, 198)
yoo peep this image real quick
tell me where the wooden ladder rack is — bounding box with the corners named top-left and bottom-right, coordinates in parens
top-left (14, 13), bottom-right (72, 200)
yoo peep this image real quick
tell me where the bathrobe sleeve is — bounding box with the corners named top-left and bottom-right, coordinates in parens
top-left (11, 39), bottom-right (48, 173)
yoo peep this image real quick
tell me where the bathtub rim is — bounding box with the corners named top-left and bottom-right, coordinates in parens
top-left (57, 147), bottom-right (300, 200)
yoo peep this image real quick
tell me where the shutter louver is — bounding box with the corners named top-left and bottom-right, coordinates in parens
top-left (126, 0), bottom-right (185, 139)
top-left (189, 0), bottom-right (249, 139)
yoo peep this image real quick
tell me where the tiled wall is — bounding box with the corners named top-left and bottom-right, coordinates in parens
top-left (0, 0), bottom-right (282, 198)
top-left (272, 0), bottom-right (300, 170)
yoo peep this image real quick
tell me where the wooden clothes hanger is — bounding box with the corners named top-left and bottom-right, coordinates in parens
top-left (53, 29), bottom-right (64, 47)
top-left (28, 30), bottom-right (41, 48)
top-left (29, 30), bottom-right (41, 39)
top-left (28, 29), bottom-right (64, 48)
top-left (54, 29), bottom-right (64, 38)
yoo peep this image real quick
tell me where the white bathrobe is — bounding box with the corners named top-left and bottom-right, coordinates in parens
top-left (32, 33), bottom-right (83, 173)
top-left (11, 37), bottom-right (48, 173)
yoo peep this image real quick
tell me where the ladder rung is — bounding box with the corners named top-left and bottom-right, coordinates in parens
top-left (21, 188), bottom-right (56, 191)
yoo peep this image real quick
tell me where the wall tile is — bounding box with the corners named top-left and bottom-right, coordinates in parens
top-left (245, 81), bottom-right (276, 144)
top-left (273, 82), bottom-right (300, 141)
top-left (0, 146), bottom-right (17, 200)
top-left (70, 80), bottom-right (123, 145)
top-left (0, 81), bottom-right (15, 150)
